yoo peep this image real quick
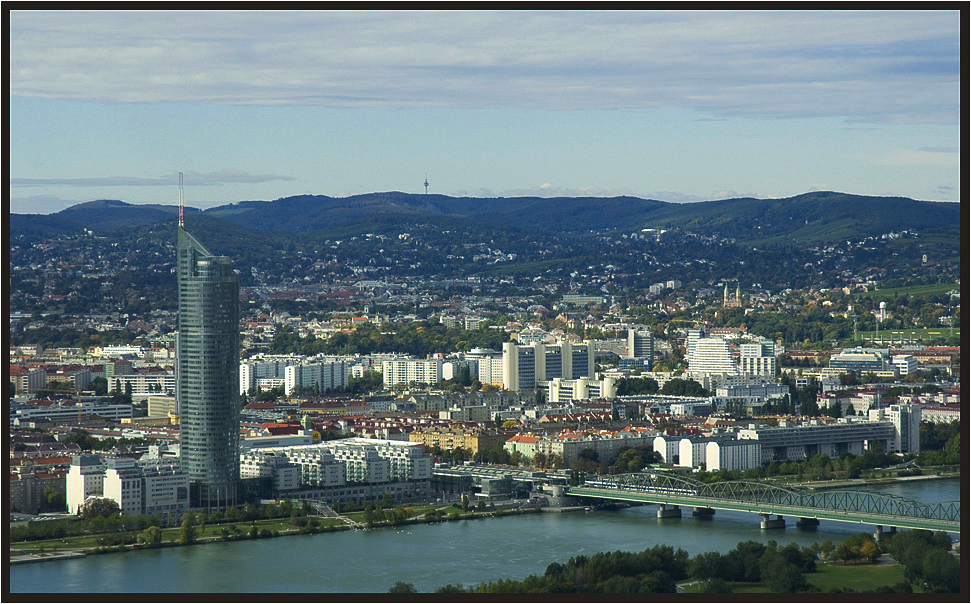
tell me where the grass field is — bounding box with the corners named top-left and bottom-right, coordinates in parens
top-left (681, 560), bottom-right (909, 594)
top-left (857, 327), bottom-right (959, 343)
top-left (804, 560), bottom-right (908, 592)
top-left (859, 282), bottom-right (960, 301)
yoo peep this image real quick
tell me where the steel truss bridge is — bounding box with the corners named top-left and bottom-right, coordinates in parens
top-left (566, 472), bottom-right (960, 533)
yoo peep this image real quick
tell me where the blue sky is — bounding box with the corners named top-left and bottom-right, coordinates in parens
top-left (8, 10), bottom-right (961, 214)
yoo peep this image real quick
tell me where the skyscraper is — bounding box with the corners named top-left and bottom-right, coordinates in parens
top-left (626, 328), bottom-right (654, 366)
top-left (176, 222), bottom-right (241, 509)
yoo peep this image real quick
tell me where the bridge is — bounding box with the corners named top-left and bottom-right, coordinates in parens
top-left (565, 472), bottom-right (960, 536)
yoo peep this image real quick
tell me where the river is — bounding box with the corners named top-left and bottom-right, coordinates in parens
top-left (10, 477), bottom-right (959, 593)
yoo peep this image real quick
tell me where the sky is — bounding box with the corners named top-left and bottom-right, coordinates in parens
top-left (8, 9), bottom-right (962, 214)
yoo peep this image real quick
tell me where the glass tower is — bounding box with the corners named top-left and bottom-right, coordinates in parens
top-left (176, 225), bottom-right (240, 508)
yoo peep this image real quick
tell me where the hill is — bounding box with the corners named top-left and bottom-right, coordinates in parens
top-left (10, 199), bottom-right (200, 239)
top-left (640, 191), bottom-right (960, 243)
top-left (10, 191), bottom-right (960, 244)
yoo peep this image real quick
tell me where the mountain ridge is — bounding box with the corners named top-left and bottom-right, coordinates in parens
top-left (10, 190), bottom-right (960, 243)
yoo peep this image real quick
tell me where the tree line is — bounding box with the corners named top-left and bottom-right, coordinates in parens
top-left (390, 529), bottom-right (958, 593)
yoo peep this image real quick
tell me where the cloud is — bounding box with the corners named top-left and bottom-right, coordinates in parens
top-left (875, 150), bottom-right (960, 167)
top-left (10, 169), bottom-right (296, 187)
top-left (497, 184), bottom-right (642, 198)
top-left (8, 10), bottom-right (960, 124)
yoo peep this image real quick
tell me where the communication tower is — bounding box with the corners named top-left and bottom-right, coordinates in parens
top-left (178, 171), bottom-right (184, 227)
top-left (424, 173), bottom-right (429, 195)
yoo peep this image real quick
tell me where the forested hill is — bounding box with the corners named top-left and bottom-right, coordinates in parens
top-left (10, 190), bottom-right (959, 243)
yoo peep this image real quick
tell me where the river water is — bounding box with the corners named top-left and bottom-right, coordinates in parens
top-left (10, 478), bottom-right (959, 593)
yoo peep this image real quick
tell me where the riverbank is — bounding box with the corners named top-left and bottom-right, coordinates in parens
top-left (10, 550), bottom-right (88, 565)
top-left (800, 471), bottom-right (960, 491)
top-left (11, 478), bottom-right (959, 593)
top-left (9, 473), bottom-right (959, 565)
top-left (8, 503), bottom-right (547, 564)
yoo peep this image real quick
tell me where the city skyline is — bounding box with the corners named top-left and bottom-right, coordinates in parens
top-left (9, 9), bottom-right (961, 214)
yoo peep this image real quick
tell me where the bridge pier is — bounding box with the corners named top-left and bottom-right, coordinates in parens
top-left (657, 504), bottom-right (682, 519)
top-left (760, 514), bottom-right (785, 530)
top-left (874, 525), bottom-right (897, 543)
top-left (692, 507), bottom-right (715, 519)
top-left (796, 517), bottom-right (820, 529)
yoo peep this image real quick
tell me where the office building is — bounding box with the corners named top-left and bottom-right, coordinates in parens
top-left (739, 341), bottom-right (777, 377)
top-left (688, 337), bottom-right (736, 376)
top-left (176, 222), bottom-right (241, 508)
top-left (868, 403), bottom-right (921, 454)
top-left (66, 454), bottom-right (106, 514)
top-left (546, 376), bottom-right (617, 402)
top-left (891, 355), bottom-right (918, 377)
top-left (68, 455), bottom-right (190, 516)
top-left (626, 328), bottom-right (654, 367)
top-left (737, 419), bottom-right (898, 464)
top-left (502, 341), bottom-right (594, 392)
top-left (285, 360), bottom-right (349, 394)
top-left (382, 357), bottom-right (444, 388)
top-left (829, 348), bottom-right (890, 374)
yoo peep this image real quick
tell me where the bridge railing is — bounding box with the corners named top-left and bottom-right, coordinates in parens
top-left (577, 473), bottom-right (960, 523)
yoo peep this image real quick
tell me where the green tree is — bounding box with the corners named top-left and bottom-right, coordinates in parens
top-left (79, 497), bottom-right (120, 519)
top-left (137, 525), bottom-right (163, 547)
top-left (920, 548), bottom-right (961, 593)
top-left (533, 451), bottom-right (548, 470)
top-left (179, 511), bottom-right (197, 545)
top-left (42, 487), bottom-right (66, 512)
top-left (389, 582), bottom-right (418, 593)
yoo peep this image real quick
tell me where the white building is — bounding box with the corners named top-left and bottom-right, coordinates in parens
top-left (678, 436), bottom-right (712, 469)
top-left (546, 377), bottom-right (617, 402)
top-left (66, 454), bottom-right (105, 514)
top-left (502, 340), bottom-right (595, 392)
top-left (686, 328), bottom-right (704, 361)
top-left (476, 355), bottom-right (504, 386)
top-left (688, 337), bottom-right (736, 376)
top-left (238, 438), bottom-right (433, 503)
top-left (98, 345), bottom-right (146, 359)
top-left (240, 357), bottom-right (303, 394)
top-left (103, 458), bottom-right (143, 516)
top-left (868, 403), bottom-right (921, 454)
top-left (12, 399), bottom-right (133, 425)
top-left (705, 439), bottom-right (762, 472)
top-left (285, 360), bottom-right (349, 394)
top-left (652, 435), bottom-right (682, 465)
top-left (382, 357), bottom-right (443, 388)
top-left (739, 341), bottom-right (777, 377)
top-left (713, 382), bottom-right (789, 410)
top-left (737, 418), bottom-right (901, 464)
top-left (68, 455), bottom-right (189, 516)
top-left (891, 355), bottom-right (918, 377)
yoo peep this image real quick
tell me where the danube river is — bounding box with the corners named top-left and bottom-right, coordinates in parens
top-left (10, 478), bottom-right (959, 593)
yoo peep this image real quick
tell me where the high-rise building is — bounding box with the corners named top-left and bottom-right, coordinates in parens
top-left (176, 224), bottom-right (241, 508)
top-left (686, 327), bottom-right (704, 360)
top-left (626, 328), bottom-right (654, 366)
top-left (688, 337), bottom-right (736, 375)
top-left (502, 341), bottom-right (594, 391)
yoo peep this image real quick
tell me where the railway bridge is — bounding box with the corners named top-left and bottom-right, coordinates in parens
top-left (565, 472), bottom-right (960, 537)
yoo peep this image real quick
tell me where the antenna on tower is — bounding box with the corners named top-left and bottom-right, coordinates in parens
top-left (178, 171), bottom-right (184, 227)
top-left (424, 173), bottom-right (429, 195)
